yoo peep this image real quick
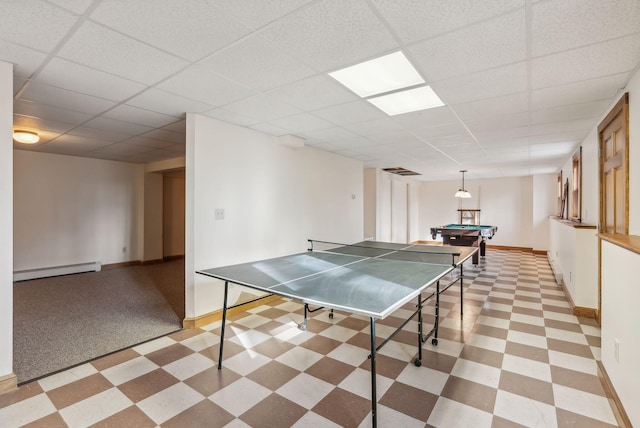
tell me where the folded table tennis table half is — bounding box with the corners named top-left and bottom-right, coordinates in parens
top-left (196, 240), bottom-right (478, 427)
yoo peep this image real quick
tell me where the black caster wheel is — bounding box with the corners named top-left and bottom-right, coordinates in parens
top-left (329, 312), bottom-right (334, 319)
top-left (432, 338), bottom-right (438, 346)
top-left (414, 359), bottom-right (422, 367)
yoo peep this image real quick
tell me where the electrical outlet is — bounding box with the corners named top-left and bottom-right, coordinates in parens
top-left (215, 208), bottom-right (225, 220)
top-left (614, 339), bottom-right (620, 363)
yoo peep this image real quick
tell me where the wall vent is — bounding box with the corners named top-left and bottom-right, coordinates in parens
top-left (383, 167), bottom-right (421, 176)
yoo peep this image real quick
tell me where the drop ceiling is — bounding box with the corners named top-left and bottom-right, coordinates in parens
top-left (3, 0), bottom-right (640, 181)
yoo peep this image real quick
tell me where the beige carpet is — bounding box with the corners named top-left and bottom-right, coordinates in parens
top-left (13, 259), bottom-right (184, 384)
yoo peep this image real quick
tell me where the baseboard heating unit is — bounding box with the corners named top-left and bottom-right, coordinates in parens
top-left (13, 261), bottom-right (102, 282)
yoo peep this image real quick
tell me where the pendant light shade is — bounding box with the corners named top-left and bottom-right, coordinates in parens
top-left (455, 170), bottom-right (471, 198)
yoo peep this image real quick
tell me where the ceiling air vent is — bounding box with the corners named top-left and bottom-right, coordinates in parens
top-left (382, 167), bottom-right (421, 176)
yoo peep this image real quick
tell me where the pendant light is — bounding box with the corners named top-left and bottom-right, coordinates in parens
top-left (454, 170), bottom-right (471, 198)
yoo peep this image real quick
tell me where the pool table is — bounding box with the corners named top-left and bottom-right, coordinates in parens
top-left (430, 224), bottom-right (498, 264)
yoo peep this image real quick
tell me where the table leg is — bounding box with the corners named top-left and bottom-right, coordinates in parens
top-left (370, 317), bottom-right (377, 428)
top-left (460, 264), bottom-right (464, 319)
top-left (218, 281), bottom-right (229, 370)
top-left (416, 294), bottom-right (423, 366)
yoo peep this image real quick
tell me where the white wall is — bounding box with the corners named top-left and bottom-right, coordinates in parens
top-left (185, 114), bottom-right (363, 319)
top-left (391, 180), bottom-right (407, 243)
top-left (532, 173), bottom-right (557, 251)
top-left (13, 151), bottom-right (144, 270)
top-left (600, 241), bottom-right (640, 425)
top-left (407, 182), bottom-right (420, 243)
top-left (143, 172), bottom-right (163, 262)
top-left (1, 61), bottom-right (14, 379)
top-left (163, 171), bottom-right (185, 257)
top-left (419, 176), bottom-right (535, 248)
top-left (363, 168), bottom-right (376, 240)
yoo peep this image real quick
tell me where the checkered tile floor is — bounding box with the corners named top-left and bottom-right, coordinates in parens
top-left (0, 250), bottom-right (621, 427)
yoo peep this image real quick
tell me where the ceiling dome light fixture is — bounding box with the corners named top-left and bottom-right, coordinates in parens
top-left (13, 130), bottom-right (40, 144)
top-left (454, 169), bottom-right (471, 198)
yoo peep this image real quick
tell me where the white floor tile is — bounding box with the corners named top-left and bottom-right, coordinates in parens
top-left (209, 378), bottom-right (270, 417)
top-left (38, 363), bottom-right (98, 392)
top-left (502, 354), bottom-right (552, 382)
top-left (327, 343), bottom-right (369, 367)
top-left (224, 349), bottom-right (271, 376)
top-left (510, 312), bottom-right (545, 327)
top-left (232, 314), bottom-right (271, 329)
top-left (450, 358), bottom-right (501, 388)
top-left (338, 367), bottom-right (393, 400)
top-left (0, 394), bottom-right (56, 427)
top-left (361, 405), bottom-right (425, 428)
top-left (276, 346), bottom-right (323, 371)
top-left (319, 324), bottom-right (359, 342)
top-left (59, 388), bottom-right (132, 428)
top-left (162, 352), bottom-right (214, 381)
top-left (101, 356), bottom-right (159, 386)
top-left (476, 315), bottom-right (511, 329)
top-left (396, 364), bottom-right (449, 396)
top-left (277, 372), bottom-right (334, 409)
top-left (465, 333), bottom-right (507, 353)
top-left (181, 331), bottom-right (221, 351)
top-left (133, 336), bottom-right (176, 355)
top-left (548, 350), bottom-right (598, 375)
top-left (553, 384), bottom-right (618, 425)
top-left (493, 390), bottom-right (558, 428)
top-left (545, 327), bottom-right (588, 345)
top-left (292, 411), bottom-right (342, 427)
top-left (427, 397), bottom-right (493, 428)
top-left (507, 330), bottom-right (548, 349)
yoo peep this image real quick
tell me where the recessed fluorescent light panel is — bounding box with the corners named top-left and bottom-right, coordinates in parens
top-left (328, 51), bottom-right (425, 97)
top-left (367, 86), bottom-right (444, 116)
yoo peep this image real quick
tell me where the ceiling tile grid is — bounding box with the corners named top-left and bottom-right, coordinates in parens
top-left (2, 0), bottom-right (640, 179)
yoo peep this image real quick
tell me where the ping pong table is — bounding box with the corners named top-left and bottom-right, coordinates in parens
top-left (197, 240), bottom-right (477, 427)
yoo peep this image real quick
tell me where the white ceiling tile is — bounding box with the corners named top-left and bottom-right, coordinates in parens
top-left (57, 21), bottom-right (189, 84)
top-left (267, 75), bottom-right (359, 111)
top-left (67, 125), bottom-right (130, 142)
top-left (427, 134), bottom-right (478, 147)
top-left (91, 0), bottom-right (251, 61)
top-left (13, 113), bottom-right (76, 134)
top-left (343, 117), bottom-right (403, 137)
top-left (390, 106), bottom-right (460, 130)
top-left (222, 93), bottom-right (301, 123)
top-left (140, 128), bottom-right (185, 144)
top-left (103, 105), bottom-right (181, 128)
top-left (531, 74), bottom-right (628, 110)
top-left (0, 40), bottom-right (47, 77)
top-left (532, 33), bottom-right (640, 89)
top-left (432, 62), bottom-right (528, 104)
top-left (82, 116), bottom-right (154, 136)
top-left (48, 0), bottom-right (93, 14)
top-left (216, 0), bottom-right (314, 30)
top-left (200, 34), bottom-right (315, 91)
top-left (269, 113), bottom-right (334, 133)
top-left (20, 82), bottom-right (116, 115)
top-left (371, 0), bottom-right (524, 44)
top-left (14, 99), bottom-right (95, 125)
top-left (532, 0), bottom-right (640, 57)
top-left (46, 134), bottom-right (113, 152)
top-left (529, 118), bottom-right (595, 136)
top-left (465, 111), bottom-right (530, 133)
top-left (35, 58), bottom-right (147, 102)
top-left (204, 108), bottom-right (261, 127)
top-left (451, 92), bottom-right (529, 121)
top-left (157, 63), bottom-right (255, 107)
top-left (260, 0), bottom-right (398, 71)
top-left (409, 10), bottom-right (526, 81)
top-left (0, 0), bottom-right (78, 51)
top-left (126, 89), bottom-right (213, 116)
top-left (531, 100), bottom-right (611, 125)
top-left (249, 122), bottom-right (291, 136)
top-left (123, 136), bottom-right (175, 149)
top-left (299, 127), bottom-right (360, 143)
top-left (313, 100), bottom-right (387, 126)
top-left (412, 123), bottom-right (471, 140)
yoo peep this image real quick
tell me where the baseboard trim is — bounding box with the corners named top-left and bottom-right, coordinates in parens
top-left (183, 295), bottom-right (281, 329)
top-left (485, 245), bottom-right (533, 252)
top-left (102, 260), bottom-right (141, 270)
top-left (597, 360), bottom-right (632, 428)
top-left (559, 280), bottom-right (598, 320)
top-left (532, 249), bottom-right (547, 255)
top-left (141, 259), bottom-right (164, 266)
top-left (163, 255), bottom-right (185, 262)
top-left (0, 373), bottom-right (17, 396)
